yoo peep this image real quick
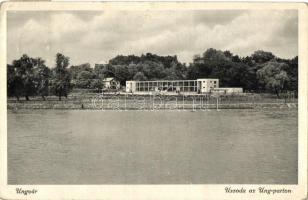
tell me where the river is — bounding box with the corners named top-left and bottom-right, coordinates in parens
top-left (7, 108), bottom-right (297, 184)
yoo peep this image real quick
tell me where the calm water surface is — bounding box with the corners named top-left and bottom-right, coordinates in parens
top-left (8, 109), bottom-right (297, 184)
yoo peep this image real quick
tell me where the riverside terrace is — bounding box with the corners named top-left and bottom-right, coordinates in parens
top-left (125, 78), bottom-right (243, 95)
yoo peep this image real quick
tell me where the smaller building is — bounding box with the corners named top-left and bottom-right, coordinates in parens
top-left (126, 80), bottom-right (136, 93)
top-left (102, 77), bottom-right (120, 90)
top-left (197, 78), bottom-right (219, 93)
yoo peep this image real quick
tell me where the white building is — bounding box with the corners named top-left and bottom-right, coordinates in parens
top-left (103, 77), bottom-right (120, 89)
top-left (197, 78), bottom-right (219, 93)
top-left (126, 78), bottom-right (245, 95)
top-left (126, 78), bottom-right (219, 94)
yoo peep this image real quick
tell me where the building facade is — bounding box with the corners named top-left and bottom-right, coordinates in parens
top-left (103, 77), bottom-right (120, 90)
top-left (126, 78), bottom-right (220, 94)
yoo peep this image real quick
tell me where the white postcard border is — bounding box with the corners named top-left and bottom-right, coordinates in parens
top-left (0, 2), bottom-right (307, 200)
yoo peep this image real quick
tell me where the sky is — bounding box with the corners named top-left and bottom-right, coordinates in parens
top-left (7, 10), bottom-right (298, 68)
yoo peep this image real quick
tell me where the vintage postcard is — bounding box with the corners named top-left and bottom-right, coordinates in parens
top-left (0, 2), bottom-right (307, 200)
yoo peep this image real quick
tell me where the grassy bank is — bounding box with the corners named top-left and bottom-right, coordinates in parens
top-left (7, 93), bottom-right (298, 110)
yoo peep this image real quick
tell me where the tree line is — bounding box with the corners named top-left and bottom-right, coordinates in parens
top-left (8, 53), bottom-right (71, 101)
top-left (7, 49), bottom-right (298, 101)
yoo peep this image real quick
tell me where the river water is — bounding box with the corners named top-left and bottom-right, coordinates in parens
top-left (7, 108), bottom-right (297, 184)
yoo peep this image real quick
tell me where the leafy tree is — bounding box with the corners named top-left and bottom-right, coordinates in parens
top-left (7, 64), bottom-right (23, 101)
top-left (109, 55), bottom-right (141, 65)
top-left (277, 56), bottom-right (298, 92)
top-left (257, 61), bottom-right (290, 97)
top-left (7, 56), bottom-right (51, 101)
top-left (51, 53), bottom-right (71, 101)
top-left (113, 65), bottom-right (130, 85)
top-left (133, 72), bottom-right (147, 81)
top-left (252, 50), bottom-right (275, 63)
top-left (186, 63), bottom-right (199, 80)
top-left (90, 79), bottom-right (104, 89)
top-left (7, 49), bottom-right (297, 98)
top-left (109, 53), bottom-right (179, 69)
top-left (242, 56), bottom-right (255, 66)
top-left (94, 64), bottom-right (128, 85)
top-left (97, 64), bottom-right (116, 78)
top-left (223, 50), bottom-right (233, 58)
top-left (69, 63), bottom-right (92, 79)
top-left (104, 53), bottom-right (181, 83)
top-left (188, 49), bottom-right (260, 91)
top-left (202, 48), bottom-right (229, 61)
top-left (33, 58), bottom-right (51, 100)
top-left (94, 64), bottom-right (107, 79)
top-left (288, 56), bottom-right (298, 92)
top-left (74, 70), bottom-right (96, 88)
top-left (163, 62), bottom-right (187, 80)
top-left (231, 55), bottom-right (241, 63)
top-left (138, 61), bottom-right (165, 80)
top-left (192, 54), bottom-right (202, 63)
top-left (127, 63), bottom-right (138, 79)
top-left (10, 54), bottom-right (37, 100)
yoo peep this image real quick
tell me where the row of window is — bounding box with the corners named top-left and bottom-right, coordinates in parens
top-left (135, 81), bottom-right (198, 87)
top-left (136, 85), bottom-right (198, 92)
top-left (202, 80), bottom-right (218, 84)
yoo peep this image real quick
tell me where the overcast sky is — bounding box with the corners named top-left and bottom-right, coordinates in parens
top-left (7, 10), bottom-right (298, 67)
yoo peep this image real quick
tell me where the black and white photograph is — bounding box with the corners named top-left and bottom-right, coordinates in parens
top-left (0, 2), bottom-right (307, 200)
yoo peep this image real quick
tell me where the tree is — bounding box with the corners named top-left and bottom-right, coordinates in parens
top-left (127, 63), bottom-right (138, 79)
top-left (202, 48), bottom-right (229, 61)
top-left (188, 49), bottom-right (260, 91)
top-left (223, 50), bottom-right (233, 58)
top-left (257, 61), bottom-right (290, 97)
top-left (90, 79), bottom-right (103, 90)
top-left (69, 63), bottom-right (92, 79)
top-left (163, 62), bottom-right (187, 80)
top-left (231, 55), bottom-right (241, 63)
top-left (7, 56), bottom-right (51, 101)
top-left (287, 56), bottom-right (298, 92)
top-left (51, 53), bottom-right (71, 101)
top-left (252, 50), bottom-right (275, 63)
top-left (140, 53), bottom-right (178, 68)
top-left (186, 63), bottom-right (199, 80)
top-left (9, 54), bottom-right (37, 100)
top-left (113, 65), bottom-right (130, 85)
top-left (75, 70), bottom-right (96, 88)
top-left (97, 64), bottom-right (116, 78)
top-left (138, 61), bottom-right (165, 80)
top-left (133, 72), bottom-right (147, 81)
top-left (109, 55), bottom-right (141, 65)
top-left (7, 64), bottom-right (23, 101)
top-left (33, 58), bottom-right (51, 100)
top-left (279, 56), bottom-right (298, 92)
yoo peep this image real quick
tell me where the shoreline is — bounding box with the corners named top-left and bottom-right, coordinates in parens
top-left (7, 93), bottom-right (298, 110)
top-left (7, 102), bottom-right (297, 110)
